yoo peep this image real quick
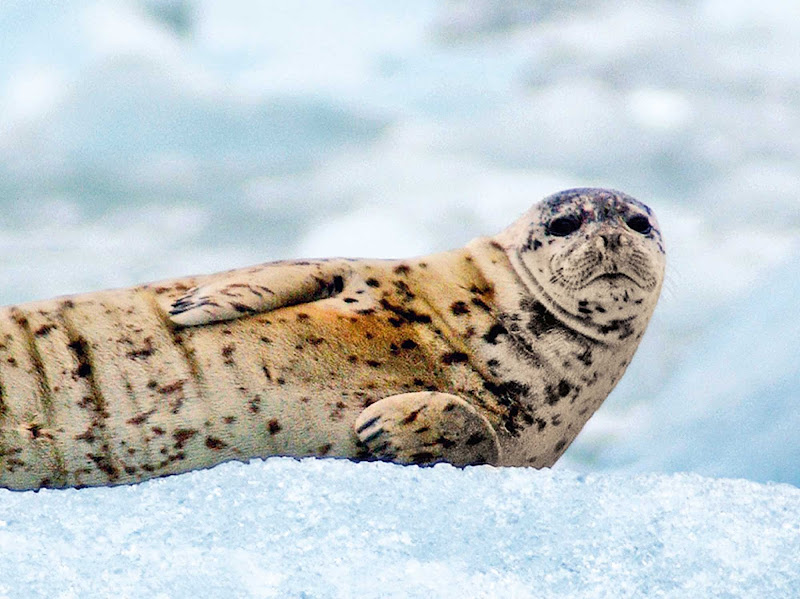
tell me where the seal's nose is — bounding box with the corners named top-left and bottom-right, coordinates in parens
top-left (599, 232), bottom-right (623, 250)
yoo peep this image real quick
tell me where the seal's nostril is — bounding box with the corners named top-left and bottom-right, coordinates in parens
top-left (599, 232), bottom-right (622, 250)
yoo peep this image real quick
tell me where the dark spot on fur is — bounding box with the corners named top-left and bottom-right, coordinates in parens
top-left (393, 264), bottom-right (411, 275)
top-left (410, 451), bottom-right (436, 463)
top-left (436, 436), bottom-right (456, 449)
top-left (205, 436), bottom-right (227, 450)
top-left (393, 279), bottom-right (416, 300)
top-left (483, 380), bottom-right (530, 405)
top-left (261, 365), bottom-right (272, 382)
top-left (34, 324), bottom-right (56, 337)
top-left (160, 381), bottom-right (185, 397)
top-left (545, 386), bottom-right (559, 406)
top-left (450, 301), bottom-right (470, 316)
top-left (126, 337), bottom-right (155, 360)
top-left (413, 378), bottom-right (425, 387)
top-left (332, 275), bottom-right (344, 293)
top-left (379, 299), bottom-right (432, 326)
top-left (127, 410), bottom-right (156, 426)
top-left (87, 453), bottom-right (119, 479)
top-left (75, 428), bottom-right (96, 443)
top-left (554, 439), bottom-right (566, 452)
top-left (471, 297), bottom-right (491, 312)
top-left (26, 423), bottom-right (43, 439)
top-left (465, 433), bottom-right (486, 446)
top-left (297, 313), bottom-right (310, 321)
top-left (76, 361), bottom-right (92, 378)
top-left (483, 323), bottom-right (507, 345)
top-left (365, 278), bottom-right (380, 287)
top-left (402, 408), bottom-right (422, 424)
top-left (231, 302), bottom-right (254, 314)
top-left (221, 344), bottom-right (236, 365)
top-left (523, 299), bottom-right (561, 336)
top-left (576, 347), bottom-right (593, 366)
top-left (173, 428), bottom-right (197, 449)
top-left (343, 297), bottom-right (358, 303)
top-left (400, 339), bottom-right (418, 350)
top-left (68, 337), bottom-right (92, 378)
top-left (356, 416), bottom-right (380, 434)
top-left (366, 360), bottom-right (382, 368)
top-left (249, 395), bottom-right (262, 413)
top-left (318, 443), bottom-right (332, 456)
top-left (441, 352), bottom-right (468, 365)
top-left (535, 418), bottom-right (547, 431)
top-left (268, 419), bottom-right (282, 435)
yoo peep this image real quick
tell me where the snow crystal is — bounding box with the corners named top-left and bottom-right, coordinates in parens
top-left (1, 459), bottom-right (798, 598)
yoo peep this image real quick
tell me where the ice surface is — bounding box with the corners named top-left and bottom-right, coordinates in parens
top-left (2, 458), bottom-right (799, 598)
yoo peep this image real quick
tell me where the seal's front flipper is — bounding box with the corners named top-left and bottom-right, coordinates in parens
top-left (169, 260), bottom-right (351, 326)
top-left (354, 392), bottom-right (500, 467)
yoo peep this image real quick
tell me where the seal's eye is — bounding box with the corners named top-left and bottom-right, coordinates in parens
top-left (626, 214), bottom-right (652, 235)
top-left (547, 214), bottom-right (582, 237)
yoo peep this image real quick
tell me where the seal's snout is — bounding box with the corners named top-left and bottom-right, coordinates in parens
top-left (598, 231), bottom-right (624, 250)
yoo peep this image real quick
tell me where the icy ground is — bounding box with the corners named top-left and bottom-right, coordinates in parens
top-left (2, 458), bottom-right (799, 599)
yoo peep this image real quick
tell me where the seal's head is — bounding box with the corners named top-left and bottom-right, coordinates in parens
top-left (496, 188), bottom-right (666, 340)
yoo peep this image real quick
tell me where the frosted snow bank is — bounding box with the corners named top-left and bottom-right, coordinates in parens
top-left (1, 458), bottom-right (798, 598)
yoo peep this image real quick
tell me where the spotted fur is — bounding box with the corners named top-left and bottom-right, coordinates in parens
top-left (0, 188), bottom-right (665, 490)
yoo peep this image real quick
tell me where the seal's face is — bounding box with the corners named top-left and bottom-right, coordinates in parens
top-left (503, 188), bottom-right (666, 330)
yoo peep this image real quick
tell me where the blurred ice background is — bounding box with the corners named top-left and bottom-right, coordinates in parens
top-left (2, 2), bottom-right (800, 595)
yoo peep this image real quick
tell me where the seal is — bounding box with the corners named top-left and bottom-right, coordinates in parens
top-left (0, 188), bottom-right (665, 490)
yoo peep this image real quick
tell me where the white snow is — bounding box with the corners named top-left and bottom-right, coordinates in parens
top-left (2, 459), bottom-right (799, 598)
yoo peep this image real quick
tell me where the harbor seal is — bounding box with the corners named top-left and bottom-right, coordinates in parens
top-left (0, 188), bottom-right (665, 490)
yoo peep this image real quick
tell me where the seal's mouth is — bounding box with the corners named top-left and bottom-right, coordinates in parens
top-left (587, 272), bottom-right (640, 286)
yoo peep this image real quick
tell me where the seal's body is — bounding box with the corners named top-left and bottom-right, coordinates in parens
top-left (0, 188), bottom-right (665, 490)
